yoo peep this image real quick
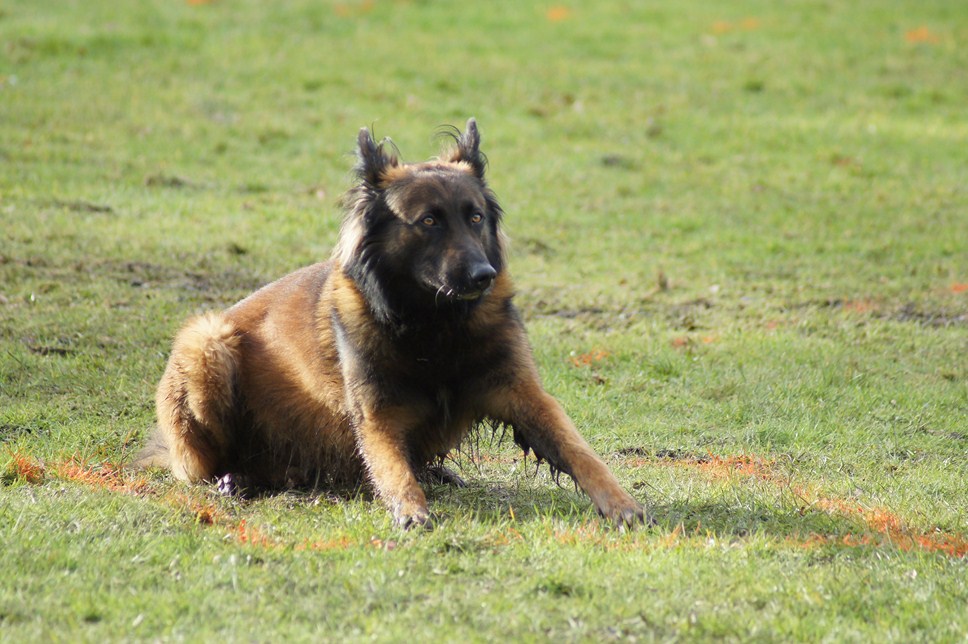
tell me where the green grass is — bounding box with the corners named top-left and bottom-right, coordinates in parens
top-left (2, 0), bottom-right (967, 640)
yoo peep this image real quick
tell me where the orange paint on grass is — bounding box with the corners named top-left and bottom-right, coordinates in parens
top-left (710, 18), bottom-right (761, 34)
top-left (842, 299), bottom-right (876, 314)
top-left (297, 536), bottom-right (354, 552)
top-left (53, 457), bottom-right (152, 495)
top-left (799, 492), bottom-right (968, 558)
top-left (570, 348), bottom-right (609, 367)
top-left (333, 1), bottom-right (374, 18)
top-left (7, 451), bottom-right (45, 484)
top-left (670, 336), bottom-right (690, 349)
top-left (905, 26), bottom-right (940, 44)
top-left (546, 7), bottom-right (572, 22)
top-left (163, 491), bottom-right (227, 526)
top-left (236, 518), bottom-right (277, 548)
top-left (625, 451), bottom-right (968, 558)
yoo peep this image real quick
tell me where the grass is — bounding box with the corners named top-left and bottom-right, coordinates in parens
top-left (1, 0), bottom-right (967, 640)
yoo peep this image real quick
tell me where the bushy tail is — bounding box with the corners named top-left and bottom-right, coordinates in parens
top-left (144, 312), bottom-right (242, 481)
top-left (130, 429), bottom-right (170, 470)
top-left (169, 312), bottom-right (241, 431)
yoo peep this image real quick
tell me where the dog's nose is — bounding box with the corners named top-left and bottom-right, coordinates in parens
top-left (470, 263), bottom-right (497, 291)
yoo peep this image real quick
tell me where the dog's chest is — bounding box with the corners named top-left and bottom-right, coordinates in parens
top-left (401, 334), bottom-right (484, 414)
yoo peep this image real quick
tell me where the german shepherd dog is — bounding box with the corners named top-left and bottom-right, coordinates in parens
top-left (141, 119), bottom-right (645, 528)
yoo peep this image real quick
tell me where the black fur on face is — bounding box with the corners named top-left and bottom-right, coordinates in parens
top-left (334, 119), bottom-right (506, 328)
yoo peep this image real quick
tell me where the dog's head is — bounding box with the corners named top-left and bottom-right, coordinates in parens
top-left (336, 119), bottom-right (506, 320)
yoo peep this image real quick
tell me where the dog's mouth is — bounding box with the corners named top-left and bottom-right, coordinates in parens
top-left (432, 283), bottom-right (492, 303)
top-left (455, 289), bottom-right (485, 301)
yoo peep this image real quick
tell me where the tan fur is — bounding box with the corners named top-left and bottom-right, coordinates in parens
top-left (142, 120), bottom-right (645, 528)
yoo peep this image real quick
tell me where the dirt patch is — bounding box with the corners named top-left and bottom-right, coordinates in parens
top-left (667, 298), bottom-right (714, 331)
top-left (112, 259), bottom-right (265, 296)
top-left (791, 299), bottom-right (967, 328)
top-left (517, 289), bottom-right (711, 333)
top-left (143, 173), bottom-right (201, 189)
top-left (890, 303), bottom-right (967, 328)
top-left (5, 254), bottom-right (266, 303)
top-left (49, 199), bottom-right (114, 214)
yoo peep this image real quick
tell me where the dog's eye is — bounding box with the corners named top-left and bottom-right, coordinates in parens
top-left (421, 215), bottom-right (437, 227)
top-left (470, 212), bottom-right (484, 224)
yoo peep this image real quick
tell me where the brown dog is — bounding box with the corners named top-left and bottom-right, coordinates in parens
top-left (140, 119), bottom-right (645, 528)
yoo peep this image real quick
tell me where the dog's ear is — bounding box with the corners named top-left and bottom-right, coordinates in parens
top-left (355, 127), bottom-right (399, 188)
top-left (447, 118), bottom-right (487, 179)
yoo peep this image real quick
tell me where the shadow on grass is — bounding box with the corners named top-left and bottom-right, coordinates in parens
top-left (422, 475), bottom-right (857, 540)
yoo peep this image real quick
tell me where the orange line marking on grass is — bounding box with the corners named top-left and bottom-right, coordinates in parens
top-left (235, 518), bottom-right (279, 549)
top-left (710, 18), bottom-right (760, 34)
top-left (296, 536), bottom-right (354, 552)
top-left (53, 457), bottom-right (153, 495)
top-left (7, 453), bottom-right (378, 553)
top-left (842, 299), bottom-right (877, 314)
top-left (626, 452), bottom-right (968, 558)
top-left (7, 451), bottom-right (45, 484)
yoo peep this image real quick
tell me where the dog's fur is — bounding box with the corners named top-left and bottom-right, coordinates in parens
top-left (139, 119), bottom-right (645, 527)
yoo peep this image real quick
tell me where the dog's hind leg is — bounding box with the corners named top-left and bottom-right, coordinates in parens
top-left (419, 464), bottom-right (467, 488)
top-left (154, 312), bottom-right (242, 482)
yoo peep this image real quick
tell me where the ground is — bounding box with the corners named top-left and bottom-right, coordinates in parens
top-left (1, 0), bottom-right (966, 640)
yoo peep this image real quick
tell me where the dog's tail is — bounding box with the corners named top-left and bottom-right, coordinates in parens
top-left (130, 428), bottom-right (170, 470)
top-left (145, 312), bottom-right (242, 481)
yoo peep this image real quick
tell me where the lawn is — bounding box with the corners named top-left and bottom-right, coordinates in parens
top-left (1, 0), bottom-right (966, 640)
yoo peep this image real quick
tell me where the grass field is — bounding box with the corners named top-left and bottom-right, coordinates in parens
top-left (2, 0), bottom-right (967, 640)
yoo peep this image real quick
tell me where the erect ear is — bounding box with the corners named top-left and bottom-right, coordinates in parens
top-left (355, 127), bottom-right (399, 188)
top-left (448, 118), bottom-right (487, 179)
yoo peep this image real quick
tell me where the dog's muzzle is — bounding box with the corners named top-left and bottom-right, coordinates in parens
top-left (457, 263), bottom-right (496, 300)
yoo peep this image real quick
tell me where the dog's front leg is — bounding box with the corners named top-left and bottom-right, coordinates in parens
top-left (489, 382), bottom-right (647, 527)
top-left (353, 407), bottom-right (430, 529)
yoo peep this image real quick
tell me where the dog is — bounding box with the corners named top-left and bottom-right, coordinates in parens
top-left (138, 119), bottom-right (645, 528)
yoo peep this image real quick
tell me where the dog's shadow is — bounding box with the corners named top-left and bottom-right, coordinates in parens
top-left (421, 475), bottom-right (879, 541)
top-left (223, 466), bottom-right (875, 540)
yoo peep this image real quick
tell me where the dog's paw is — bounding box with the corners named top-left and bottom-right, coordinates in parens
top-left (392, 501), bottom-right (433, 530)
top-left (598, 494), bottom-right (651, 529)
top-left (215, 472), bottom-right (240, 496)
